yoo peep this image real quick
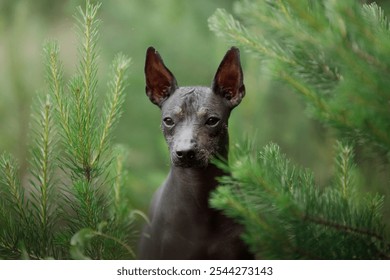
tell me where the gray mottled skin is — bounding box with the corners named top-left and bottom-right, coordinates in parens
top-left (138, 47), bottom-right (252, 259)
top-left (162, 87), bottom-right (230, 168)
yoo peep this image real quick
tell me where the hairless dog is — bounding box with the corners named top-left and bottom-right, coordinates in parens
top-left (138, 47), bottom-right (252, 259)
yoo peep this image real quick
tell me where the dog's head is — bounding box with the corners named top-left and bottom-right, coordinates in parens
top-left (145, 47), bottom-right (245, 168)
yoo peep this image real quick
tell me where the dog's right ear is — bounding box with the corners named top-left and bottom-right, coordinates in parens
top-left (145, 47), bottom-right (178, 107)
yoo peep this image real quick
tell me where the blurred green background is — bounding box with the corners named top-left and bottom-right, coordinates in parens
top-left (1, 0), bottom-right (389, 218)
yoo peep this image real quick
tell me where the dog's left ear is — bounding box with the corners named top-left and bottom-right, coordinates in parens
top-left (212, 47), bottom-right (245, 108)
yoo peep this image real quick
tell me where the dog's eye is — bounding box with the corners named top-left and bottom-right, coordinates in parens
top-left (163, 117), bottom-right (175, 127)
top-left (205, 117), bottom-right (220, 126)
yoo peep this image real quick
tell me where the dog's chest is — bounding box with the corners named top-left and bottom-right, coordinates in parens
top-left (156, 207), bottom-right (234, 259)
top-left (151, 184), bottom-right (243, 259)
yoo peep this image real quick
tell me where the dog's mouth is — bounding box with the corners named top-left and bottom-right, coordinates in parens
top-left (171, 152), bottom-right (210, 168)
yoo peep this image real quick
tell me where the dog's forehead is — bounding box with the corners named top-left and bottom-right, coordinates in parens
top-left (163, 86), bottom-right (225, 116)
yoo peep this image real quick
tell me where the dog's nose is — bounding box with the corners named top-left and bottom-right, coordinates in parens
top-left (176, 149), bottom-right (196, 160)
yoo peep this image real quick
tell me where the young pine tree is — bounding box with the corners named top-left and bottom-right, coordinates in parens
top-left (0, 1), bottom-right (137, 259)
top-left (209, 0), bottom-right (390, 259)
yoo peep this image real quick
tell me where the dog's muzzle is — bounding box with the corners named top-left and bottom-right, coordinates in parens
top-left (171, 148), bottom-right (208, 168)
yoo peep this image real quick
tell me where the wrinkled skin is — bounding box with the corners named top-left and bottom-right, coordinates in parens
top-left (161, 87), bottom-right (231, 168)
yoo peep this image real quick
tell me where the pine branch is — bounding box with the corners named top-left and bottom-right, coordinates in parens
top-left (111, 145), bottom-right (128, 211)
top-left (0, 154), bottom-right (27, 223)
top-left (211, 142), bottom-right (389, 259)
top-left (67, 75), bottom-right (85, 175)
top-left (92, 54), bottom-right (131, 167)
top-left (362, 3), bottom-right (390, 33)
top-left (209, 0), bottom-right (390, 152)
top-left (304, 215), bottom-right (386, 243)
top-left (70, 180), bottom-right (104, 229)
top-left (334, 141), bottom-right (354, 198)
top-left (28, 95), bottom-right (57, 256)
top-left (208, 8), bottom-right (294, 64)
top-left (75, 0), bottom-right (101, 182)
top-left (44, 42), bottom-right (72, 147)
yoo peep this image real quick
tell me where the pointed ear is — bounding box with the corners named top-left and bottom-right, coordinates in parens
top-left (145, 47), bottom-right (178, 107)
top-left (212, 47), bottom-right (245, 108)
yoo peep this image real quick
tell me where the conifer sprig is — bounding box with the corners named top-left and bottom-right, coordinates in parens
top-left (212, 142), bottom-right (389, 259)
top-left (0, 154), bottom-right (31, 258)
top-left (0, 155), bottom-right (27, 223)
top-left (44, 42), bottom-right (72, 151)
top-left (209, 0), bottom-right (390, 151)
top-left (75, 0), bottom-right (101, 183)
top-left (93, 54), bottom-right (131, 167)
top-left (28, 95), bottom-right (57, 256)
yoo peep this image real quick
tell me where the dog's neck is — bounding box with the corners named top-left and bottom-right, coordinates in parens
top-left (168, 146), bottom-right (228, 208)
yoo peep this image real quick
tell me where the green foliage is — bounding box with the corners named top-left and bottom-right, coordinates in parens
top-left (0, 154), bottom-right (29, 258)
top-left (0, 1), bottom-right (136, 259)
top-left (212, 142), bottom-right (389, 259)
top-left (209, 0), bottom-right (390, 152)
top-left (209, 0), bottom-right (390, 259)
